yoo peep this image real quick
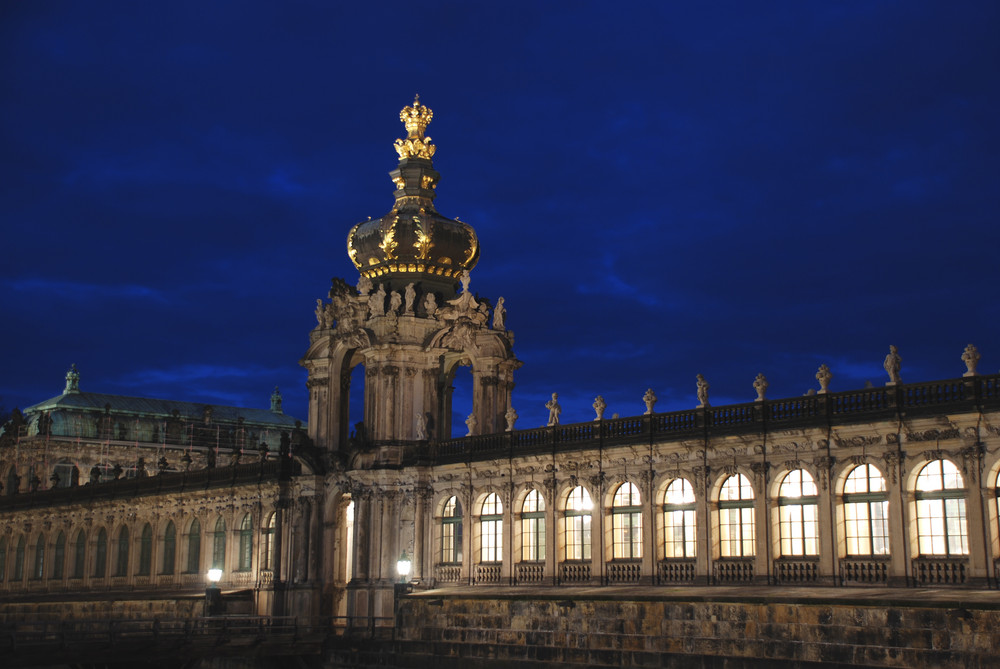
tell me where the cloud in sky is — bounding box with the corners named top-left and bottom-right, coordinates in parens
top-left (5, 278), bottom-right (168, 303)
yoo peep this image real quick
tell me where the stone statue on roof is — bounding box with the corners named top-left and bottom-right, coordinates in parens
top-left (493, 297), bottom-right (506, 331)
top-left (883, 345), bottom-right (902, 385)
top-left (546, 393), bottom-right (561, 426)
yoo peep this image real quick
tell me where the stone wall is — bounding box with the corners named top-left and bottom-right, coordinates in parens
top-left (391, 589), bottom-right (1000, 668)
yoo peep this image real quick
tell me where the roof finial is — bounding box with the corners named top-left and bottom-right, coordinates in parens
top-left (64, 364), bottom-right (80, 394)
top-left (395, 96), bottom-right (436, 159)
top-left (271, 386), bottom-right (283, 414)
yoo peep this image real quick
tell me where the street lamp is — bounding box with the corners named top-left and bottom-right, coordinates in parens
top-left (205, 569), bottom-right (224, 616)
top-left (396, 551), bottom-right (411, 583)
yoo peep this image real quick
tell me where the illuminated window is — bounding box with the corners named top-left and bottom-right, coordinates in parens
top-left (138, 524), bottom-right (153, 575)
top-left (663, 478), bottom-right (696, 559)
top-left (162, 522), bottom-right (176, 575)
top-left (480, 493), bottom-right (503, 563)
top-left (842, 465), bottom-right (889, 556)
top-left (186, 519), bottom-right (201, 574)
top-left (237, 514), bottom-right (253, 571)
top-left (521, 489), bottom-right (546, 562)
top-left (262, 514), bottom-right (276, 570)
top-left (718, 474), bottom-right (755, 557)
top-left (441, 496), bottom-right (463, 564)
top-left (212, 518), bottom-right (226, 570)
top-left (33, 534), bottom-right (45, 580)
top-left (94, 529), bottom-right (107, 578)
top-left (563, 486), bottom-right (593, 561)
top-left (53, 532), bottom-right (65, 579)
top-left (72, 531), bottom-right (86, 578)
top-left (14, 535), bottom-right (25, 580)
top-left (915, 460), bottom-right (967, 556)
top-left (612, 482), bottom-right (642, 559)
top-left (778, 470), bottom-right (819, 557)
top-left (114, 527), bottom-right (129, 577)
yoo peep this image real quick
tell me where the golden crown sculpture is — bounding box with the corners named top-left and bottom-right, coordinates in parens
top-left (395, 95), bottom-right (436, 159)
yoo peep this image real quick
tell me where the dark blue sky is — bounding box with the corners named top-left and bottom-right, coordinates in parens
top-left (2, 1), bottom-right (998, 429)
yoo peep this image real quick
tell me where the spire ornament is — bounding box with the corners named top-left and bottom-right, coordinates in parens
top-left (394, 95), bottom-right (436, 160)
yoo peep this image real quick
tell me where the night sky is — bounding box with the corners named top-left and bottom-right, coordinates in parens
top-left (2, 1), bottom-right (998, 431)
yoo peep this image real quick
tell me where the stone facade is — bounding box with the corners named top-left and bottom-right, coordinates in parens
top-left (2, 99), bottom-right (1000, 667)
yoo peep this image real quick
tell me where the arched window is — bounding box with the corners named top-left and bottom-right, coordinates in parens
top-left (53, 532), bottom-right (66, 579)
top-left (33, 534), bottom-right (45, 580)
top-left (94, 529), bottom-right (107, 578)
top-left (915, 459), bottom-right (968, 556)
top-left (6, 468), bottom-right (19, 496)
top-left (718, 474), bottom-right (755, 557)
top-left (13, 535), bottom-right (25, 580)
top-left (611, 482), bottom-right (642, 559)
top-left (778, 470), bottom-right (819, 557)
top-left (663, 478), bottom-right (696, 559)
top-left (72, 531), bottom-right (86, 578)
top-left (186, 519), bottom-right (201, 574)
top-left (114, 527), bottom-right (129, 576)
top-left (0, 536), bottom-right (7, 581)
top-left (212, 518), bottom-right (226, 570)
top-left (843, 465), bottom-right (889, 556)
top-left (138, 524), bottom-right (153, 575)
top-left (162, 522), bottom-right (176, 575)
top-left (441, 496), bottom-right (463, 564)
top-left (521, 490), bottom-right (545, 562)
top-left (479, 493), bottom-right (503, 563)
top-left (237, 514), bottom-right (253, 571)
top-left (262, 513), bottom-right (276, 571)
top-left (564, 486), bottom-right (593, 561)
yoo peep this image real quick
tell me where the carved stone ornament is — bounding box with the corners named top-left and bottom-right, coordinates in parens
top-left (881, 451), bottom-right (903, 485)
top-left (753, 374), bottom-right (768, 402)
top-left (961, 344), bottom-right (980, 377)
top-left (642, 388), bottom-right (657, 415)
top-left (504, 407), bottom-right (518, 432)
top-left (593, 396), bottom-right (607, 421)
top-left (750, 462), bottom-right (769, 489)
top-left (816, 364), bottom-right (832, 394)
top-left (693, 465), bottom-right (710, 491)
top-left (812, 456), bottom-right (835, 491)
top-left (960, 444), bottom-right (983, 484)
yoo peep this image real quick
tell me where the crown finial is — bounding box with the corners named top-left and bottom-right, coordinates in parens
top-left (395, 96), bottom-right (436, 159)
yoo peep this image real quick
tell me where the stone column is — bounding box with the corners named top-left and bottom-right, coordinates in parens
top-left (590, 476), bottom-right (605, 585)
top-left (417, 486), bottom-right (434, 585)
top-left (814, 456), bottom-right (836, 586)
top-left (882, 451), bottom-right (908, 586)
top-left (545, 478), bottom-right (557, 585)
top-left (352, 490), bottom-right (370, 582)
top-left (694, 466), bottom-right (710, 585)
top-left (461, 485), bottom-right (473, 584)
top-left (962, 447), bottom-right (989, 586)
top-left (503, 484), bottom-right (514, 585)
top-left (641, 470), bottom-right (656, 585)
top-left (750, 462), bottom-right (771, 584)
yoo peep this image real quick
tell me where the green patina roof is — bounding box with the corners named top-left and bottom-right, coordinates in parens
top-left (24, 391), bottom-right (303, 428)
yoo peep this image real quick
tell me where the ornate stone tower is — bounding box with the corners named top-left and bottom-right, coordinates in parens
top-left (301, 97), bottom-right (519, 460)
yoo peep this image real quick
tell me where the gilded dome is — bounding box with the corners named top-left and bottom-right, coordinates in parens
top-left (347, 97), bottom-right (479, 295)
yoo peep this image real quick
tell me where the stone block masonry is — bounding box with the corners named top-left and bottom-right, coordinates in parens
top-left (389, 587), bottom-right (1000, 668)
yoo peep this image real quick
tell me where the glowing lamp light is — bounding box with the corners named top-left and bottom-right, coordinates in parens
top-left (207, 568), bottom-right (223, 583)
top-left (396, 551), bottom-right (411, 580)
